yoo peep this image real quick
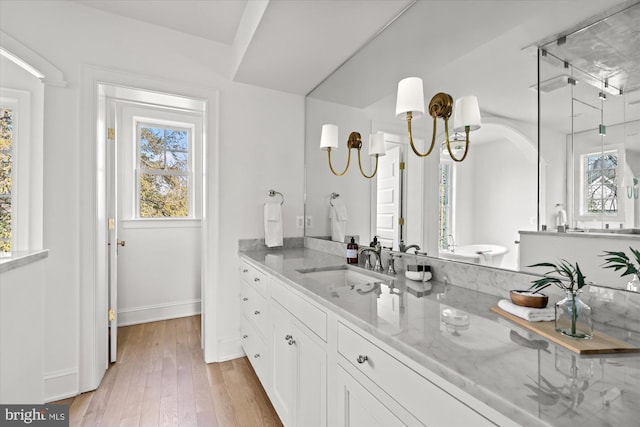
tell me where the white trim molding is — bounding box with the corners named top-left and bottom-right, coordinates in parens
top-left (44, 368), bottom-right (78, 403)
top-left (117, 299), bottom-right (201, 327)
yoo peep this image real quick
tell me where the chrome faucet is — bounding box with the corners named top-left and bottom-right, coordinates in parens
top-left (358, 245), bottom-right (382, 271)
top-left (402, 244), bottom-right (421, 253)
top-left (387, 252), bottom-right (401, 275)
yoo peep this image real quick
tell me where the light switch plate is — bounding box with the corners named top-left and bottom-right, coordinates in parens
top-left (296, 216), bottom-right (304, 228)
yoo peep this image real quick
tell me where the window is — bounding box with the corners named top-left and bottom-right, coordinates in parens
top-left (0, 108), bottom-right (12, 252)
top-left (439, 161), bottom-right (453, 250)
top-left (582, 149), bottom-right (618, 216)
top-left (137, 123), bottom-right (191, 218)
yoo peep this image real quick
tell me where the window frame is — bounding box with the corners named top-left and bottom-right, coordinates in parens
top-left (438, 159), bottom-right (455, 250)
top-left (574, 143), bottom-right (625, 223)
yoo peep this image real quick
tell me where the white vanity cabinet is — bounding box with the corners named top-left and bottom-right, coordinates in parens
top-left (239, 260), bottom-right (270, 386)
top-left (337, 322), bottom-right (496, 427)
top-left (238, 255), bottom-right (513, 427)
top-left (270, 301), bottom-right (327, 427)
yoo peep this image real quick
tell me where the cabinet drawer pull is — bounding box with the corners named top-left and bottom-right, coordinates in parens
top-left (356, 355), bottom-right (368, 364)
top-left (288, 338), bottom-right (296, 346)
top-left (242, 334), bottom-right (248, 339)
top-left (285, 334), bottom-right (293, 341)
top-left (254, 310), bottom-right (260, 315)
top-left (254, 354), bottom-right (260, 359)
top-left (243, 269), bottom-right (248, 273)
top-left (242, 297), bottom-right (248, 302)
top-left (254, 277), bottom-right (261, 282)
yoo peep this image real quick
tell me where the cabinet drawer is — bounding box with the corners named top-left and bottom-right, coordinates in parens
top-left (240, 279), bottom-right (269, 338)
top-left (271, 278), bottom-right (327, 341)
top-left (337, 322), bottom-right (493, 426)
top-left (240, 259), bottom-right (268, 296)
top-left (240, 314), bottom-right (268, 384)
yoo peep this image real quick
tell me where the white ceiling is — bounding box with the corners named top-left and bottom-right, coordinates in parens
top-left (74, 0), bottom-right (413, 95)
top-left (73, 0), bottom-right (640, 133)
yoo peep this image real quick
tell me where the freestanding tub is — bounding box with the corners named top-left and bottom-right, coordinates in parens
top-left (439, 244), bottom-right (508, 267)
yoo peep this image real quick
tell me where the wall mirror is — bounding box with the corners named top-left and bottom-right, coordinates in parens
top-left (304, 0), bottom-right (639, 279)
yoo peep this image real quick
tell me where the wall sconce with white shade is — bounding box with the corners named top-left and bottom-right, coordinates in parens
top-left (320, 125), bottom-right (386, 178)
top-left (396, 77), bottom-right (481, 162)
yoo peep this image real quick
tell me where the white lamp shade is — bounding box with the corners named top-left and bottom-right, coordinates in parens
top-left (320, 124), bottom-right (339, 151)
top-left (453, 96), bottom-right (481, 132)
top-left (369, 132), bottom-right (386, 156)
top-left (396, 77), bottom-right (425, 119)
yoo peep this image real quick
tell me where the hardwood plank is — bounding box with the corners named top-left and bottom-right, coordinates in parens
top-left (50, 316), bottom-right (281, 427)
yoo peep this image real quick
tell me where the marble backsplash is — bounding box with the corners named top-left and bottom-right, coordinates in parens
top-left (303, 237), bottom-right (640, 333)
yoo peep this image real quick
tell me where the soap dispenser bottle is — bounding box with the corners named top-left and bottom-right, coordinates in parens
top-left (347, 237), bottom-right (358, 264)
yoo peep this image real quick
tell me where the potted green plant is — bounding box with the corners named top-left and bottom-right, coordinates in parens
top-left (528, 260), bottom-right (592, 339)
top-left (601, 247), bottom-right (640, 291)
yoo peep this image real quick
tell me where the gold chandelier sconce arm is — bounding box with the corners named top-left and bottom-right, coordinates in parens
top-left (327, 131), bottom-right (380, 178)
top-left (326, 147), bottom-right (352, 176)
top-left (357, 150), bottom-right (380, 179)
top-left (406, 92), bottom-right (454, 158)
top-left (445, 126), bottom-right (471, 162)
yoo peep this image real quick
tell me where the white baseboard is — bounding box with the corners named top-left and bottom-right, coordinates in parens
top-left (217, 336), bottom-right (243, 362)
top-left (44, 368), bottom-right (78, 403)
top-left (118, 299), bottom-right (201, 326)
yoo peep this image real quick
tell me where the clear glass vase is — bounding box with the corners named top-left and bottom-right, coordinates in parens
top-left (555, 290), bottom-right (593, 339)
top-left (627, 274), bottom-right (640, 292)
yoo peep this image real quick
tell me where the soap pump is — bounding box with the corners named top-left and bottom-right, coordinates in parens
top-left (346, 237), bottom-right (358, 264)
top-left (370, 236), bottom-right (379, 248)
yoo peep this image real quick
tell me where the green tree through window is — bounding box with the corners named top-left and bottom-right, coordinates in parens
top-left (138, 125), bottom-right (190, 218)
top-left (0, 109), bottom-right (13, 252)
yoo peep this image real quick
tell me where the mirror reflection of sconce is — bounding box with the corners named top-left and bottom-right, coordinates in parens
top-left (395, 77), bottom-right (481, 162)
top-left (320, 126), bottom-right (386, 179)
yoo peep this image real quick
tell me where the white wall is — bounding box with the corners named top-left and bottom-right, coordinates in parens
top-left (0, 0), bottom-right (304, 400)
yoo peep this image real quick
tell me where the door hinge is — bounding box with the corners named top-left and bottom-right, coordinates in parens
top-left (399, 162), bottom-right (405, 170)
top-left (109, 309), bottom-right (116, 322)
top-left (107, 127), bottom-right (115, 141)
top-left (108, 218), bottom-right (115, 230)
top-left (399, 217), bottom-right (405, 225)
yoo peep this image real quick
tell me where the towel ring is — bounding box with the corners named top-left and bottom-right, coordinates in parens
top-left (329, 192), bottom-right (340, 206)
top-left (268, 189), bottom-right (284, 205)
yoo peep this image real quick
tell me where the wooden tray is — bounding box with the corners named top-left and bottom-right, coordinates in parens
top-left (490, 306), bottom-right (640, 355)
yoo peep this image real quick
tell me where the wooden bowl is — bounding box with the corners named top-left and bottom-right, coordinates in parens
top-left (510, 290), bottom-right (549, 308)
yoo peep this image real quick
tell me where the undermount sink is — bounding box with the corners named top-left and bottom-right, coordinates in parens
top-left (297, 265), bottom-right (386, 287)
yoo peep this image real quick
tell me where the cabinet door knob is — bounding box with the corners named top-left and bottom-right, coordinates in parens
top-left (243, 269), bottom-right (248, 273)
top-left (356, 355), bottom-right (368, 364)
top-left (254, 277), bottom-right (260, 282)
top-left (254, 310), bottom-right (260, 315)
top-left (288, 339), bottom-right (296, 346)
top-left (254, 354), bottom-right (260, 358)
top-left (284, 334), bottom-right (293, 341)
top-left (242, 335), bottom-right (248, 339)
top-left (242, 297), bottom-right (248, 302)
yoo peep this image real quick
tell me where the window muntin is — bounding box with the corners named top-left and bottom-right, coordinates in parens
top-left (583, 150), bottom-right (618, 215)
top-left (0, 108), bottom-right (13, 253)
top-left (137, 124), bottom-right (191, 218)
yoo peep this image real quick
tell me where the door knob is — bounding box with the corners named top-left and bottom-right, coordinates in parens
top-left (117, 240), bottom-right (125, 247)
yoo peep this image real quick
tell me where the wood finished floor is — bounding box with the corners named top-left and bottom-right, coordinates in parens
top-left (53, 316), bottom-right (282, 427)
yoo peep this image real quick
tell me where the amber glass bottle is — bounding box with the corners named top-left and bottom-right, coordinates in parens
top-left (346, 237), bottom-right (359, 264)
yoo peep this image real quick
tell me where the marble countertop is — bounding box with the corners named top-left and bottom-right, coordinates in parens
top-left (240, 247), bottom-right (640, 427)
top-left (0, 249), bottom-right (48, 274)
top-left (520, 229), bottom-right (640, 240)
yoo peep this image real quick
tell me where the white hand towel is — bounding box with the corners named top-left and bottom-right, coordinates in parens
top-left (329, 201), bottom-right (347, 243)
top-left (498, 299), bottom-right (555, 322)
top-left (264, 202), bottom-right (283, 248)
